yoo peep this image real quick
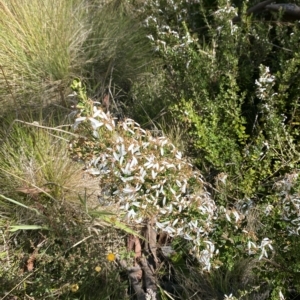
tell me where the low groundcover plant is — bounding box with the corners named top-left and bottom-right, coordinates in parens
top-left (69, 79), bottom-right (219, 271)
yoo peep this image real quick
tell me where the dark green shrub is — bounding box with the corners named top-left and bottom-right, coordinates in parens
top-left (136, 0), bottom-right (300, 297)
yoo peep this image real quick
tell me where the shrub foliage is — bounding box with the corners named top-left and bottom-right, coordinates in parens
top-left (136, 0), bottom-right (300, 297)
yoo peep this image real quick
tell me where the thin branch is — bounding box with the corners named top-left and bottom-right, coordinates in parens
top-left (266, 3), bottom-right (300, 19)
top-left (0, 272), bottom-right (34, 300)
top-left (232, 0), bottom-right (274, 23)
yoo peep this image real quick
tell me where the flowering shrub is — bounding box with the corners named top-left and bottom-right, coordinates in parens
top-left (68, 63), bottom-right (300, 280)
top-left (132, 0), bottom-right (300, 297)
top-left (69, 79), bottom-right (220, 270)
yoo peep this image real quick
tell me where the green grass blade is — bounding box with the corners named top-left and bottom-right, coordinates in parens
top-left (0, 194), bottom-right (40, 215)
top-left (9, 225), bottom-right (49, 232)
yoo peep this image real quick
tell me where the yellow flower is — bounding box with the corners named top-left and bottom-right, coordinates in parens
top-left (106, 253), bottom-right (115, 262)
top-left (95, 266), bottom-right (102, 272)
top-left (70, 284), bottom-right (79, 292)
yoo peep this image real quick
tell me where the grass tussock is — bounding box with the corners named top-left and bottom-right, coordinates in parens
top-left (0, 115), bottom-right (131, 299)
top-left (0, 0), bottom-right (90, 106)
top-left (0, 0), bottom-right (155, 113)
top-left (169, 258), bottom-right (269, 300)
top-left (0, 119), bottom-right (92, 202)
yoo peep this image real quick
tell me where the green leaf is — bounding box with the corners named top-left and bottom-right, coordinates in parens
top-left (91, 211), bottom-right (145, 241)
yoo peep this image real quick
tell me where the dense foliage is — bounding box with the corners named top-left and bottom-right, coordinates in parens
top-left (135, 0), bottom-right (300, 298)
top-left (2, 0), bottom-right (300, 299)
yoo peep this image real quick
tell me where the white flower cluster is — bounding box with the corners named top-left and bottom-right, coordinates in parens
top-left (279, 290), bottom-right (286, 300)
top-left (214, 0), bottom-right (238, 20)
top-left (255, 65), bottom-right (276, 101)
top-left (145, 289), bottom-right (156, 300)
top-left (223, 207), bottom-right (243, 226)
top-left (71, 104), bottom-right (218, 270)
top-left (247, 237), bottom-right (273, 260)
top-left (240, 171), bottom-right (300, 262)
top-left (224, 294), bottom-right (237, 300)
top-left (144, 0), bottom-right (197, 53)
top-left (274, 172), bottom-right (300, 235)
top-left (197, 240), bottom-right (219, 272)
top-left (222, 205), bottom-right (274, 261)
